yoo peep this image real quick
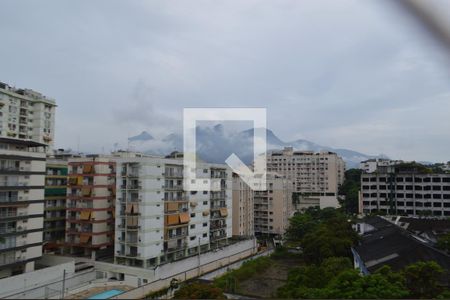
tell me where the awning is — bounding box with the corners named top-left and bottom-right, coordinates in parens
top-left (219, 208), bottom-right (228, 217)
top-left (79, 234), bottom-right (91, 244)
top-left (76, 176), bottom-right (83, 185)
top-left (166, 214), bottom-right (179, 225)
top-left (69, 177), bottom-right (78, 185)
top-left (167, 202), bottom-right (178, 212)
top-left (202, 210), bottom-right (210, 216)
top-left (83, 164), bottom-right (93, 174)
top-left (179, 213), bottom-right (190, 224)
top-left (127, 216), bottom-right (138, 226)
top-left (79, 211), bottom-right (91, 220)
top-left (82, 187), bottom-right (91, 197)
top-left (125, 204), bottom-right (132, 214)
top-left (189, 202), bottom-right (198, 207)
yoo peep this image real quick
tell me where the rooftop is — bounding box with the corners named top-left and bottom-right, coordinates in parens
top-left (354, 216), bottom-right (450, 273)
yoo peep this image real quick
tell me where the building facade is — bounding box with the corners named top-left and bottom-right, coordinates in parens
top-left (114, 156), bottom-right (232, 268)
top-left (359, 158), bottom-right (404, 174)
top-left (360, 164), bottom-right (450, 217)
top-left (0, 138), bottom-right (46, 278)
top-left (0, 82), bottom-right (56, 149)
top-left (65, 156), bottom-right (116, 259)
top-left (266, 147), bottom-right (345, 209)
top-left (43, 159), bottom-right (68, 253)
top-left (232, 173), bottom-right (254, 237)
top-left (254, 173), bottom-right (293, 236)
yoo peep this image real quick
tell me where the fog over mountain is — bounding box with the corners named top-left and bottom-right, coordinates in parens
top-left (122, 124), bottom-right (386, 168)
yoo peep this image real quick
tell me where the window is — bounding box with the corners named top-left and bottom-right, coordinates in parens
top-left (203, 222), bottom-right (207, 227)
top-left (190, 224), bottom-right (195, 229)
top-left (190, 213), bottom-right (195, 218)
top-left (203, 201), bottom-right (208, 205)
top-left (202, 233), bottom-right (207, 238)
top-left (203, 191), bottom-right (208, 195)
top-left (190, 236), bottom-right (196, 241)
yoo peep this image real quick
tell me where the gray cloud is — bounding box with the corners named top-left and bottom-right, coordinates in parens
top-left (0, 0), bottom-right (449, 161)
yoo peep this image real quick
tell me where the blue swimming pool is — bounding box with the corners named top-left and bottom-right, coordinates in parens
top-left (88, 289), bottom-right (124, 299)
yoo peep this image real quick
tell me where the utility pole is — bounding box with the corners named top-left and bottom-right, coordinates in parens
top-left (197, 237), bottom-right (201, 276)
top-left (61, 269), bottom-right (66, 299)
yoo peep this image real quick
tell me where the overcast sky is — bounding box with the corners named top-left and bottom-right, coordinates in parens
top-left (0, 0), bottom-right (449, 162)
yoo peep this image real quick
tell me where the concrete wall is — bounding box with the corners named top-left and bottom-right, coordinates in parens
top-left (99, 239), bottom-right (257, 299)
top-left (0, 255), bottom-right (77, 299)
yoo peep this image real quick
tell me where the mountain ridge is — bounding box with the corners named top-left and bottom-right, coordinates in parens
top-left (124, 126), bottom-right (385, 168)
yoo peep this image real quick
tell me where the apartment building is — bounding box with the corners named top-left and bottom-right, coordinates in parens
top-left (232, 173), bottom-right (254, 237)
top-left (0, 82), bottom-right (56, 149)
top-left (43, 159), bottom-right (67, 253)
top-left (266, 147), bottom-right (345, 209)
top-left (254, 173), bottom-right (293, 236)
top-left (360, 164), bottom-right (450, 217)
top-left (0, 138), bottom-right (46, 278)
top-left (114, 156), bottom-right (232, 268)
top-left (65, 156), bottom-right (116, 259)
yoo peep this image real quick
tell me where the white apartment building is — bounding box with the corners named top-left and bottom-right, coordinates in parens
top-left (0, 82), bottom-right (56, 149)
top-left (254, 173), bottom-right (293, 236)
top-left (114, 156), bottom-right (232, 268)
top-left (232, 173), bottom-right (254, 237)
top-left (360, 164), bottom-right (450, 217)
top-left (266, 147), bottom-right (345, 209)
top-left (360, 158), bottom-right (405, 174)
top-left (0, 138), bottom-right (46, 278)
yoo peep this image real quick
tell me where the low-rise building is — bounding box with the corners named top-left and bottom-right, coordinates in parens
top-left (359, 158), bottom-right (404, 174)
top-left (352, 216), bottom-right (450, 276)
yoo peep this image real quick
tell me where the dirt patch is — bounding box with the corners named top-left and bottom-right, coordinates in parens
top-left (237, 257), bottom-right (302, 298)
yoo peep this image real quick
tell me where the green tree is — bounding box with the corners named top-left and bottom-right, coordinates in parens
top-left (173, 282), bottom-right (225, 299)
top-left (301, 212), bottom-right (357, 264)
top-left (286, 211), bottom-right (317, 242)
top-left (436, 233), bottom-right (450, 253)
top-left (402, 261), bottom-right (445, 299)
top-left (320, 269), bottom-right (409, 299)
top-left (338, 168), bottom-right (362, 214)
top-left (277, 257), bottom-right (353, 298)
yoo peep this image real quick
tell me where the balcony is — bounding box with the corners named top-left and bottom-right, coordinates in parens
top-left (210, 233), bottom-right (227, 242)
top-left (0, 253), bottom-right (26, 267)
top-left (0, 211), bottom-right (18, 218)
top-left (166, 231), bottom-right (188, 240)
top-left (164, 171), bottom-right (183, 178)
top-left (121, 184), bottom-right (142, 190)
top-left (164, 185), bottom-right (183, 191)
top-left (166, 242), bottom-right (187, 253)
